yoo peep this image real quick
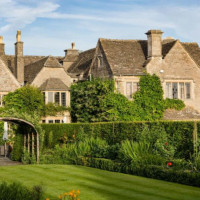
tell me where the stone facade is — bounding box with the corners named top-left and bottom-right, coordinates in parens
top-left (85, 30), bottom-right (200, 118)
top-left (0, 31), bottom-right (73, 123)
top-left (1, 29), bottom-right (200, 121)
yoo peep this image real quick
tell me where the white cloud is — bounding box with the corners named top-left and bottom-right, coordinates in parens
top-left (1, 0), bottom-right (200, 55)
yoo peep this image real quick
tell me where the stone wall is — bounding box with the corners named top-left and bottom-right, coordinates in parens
top-left (90, 41), bottom-right (113, 78)
top-left (147, 41), bottom-right (200, 112)
top-left (0, 59), bottom-right (20, 92)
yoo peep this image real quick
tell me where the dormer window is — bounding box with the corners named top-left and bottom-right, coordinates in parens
top-left (97, 54), bottom-right (103, 68)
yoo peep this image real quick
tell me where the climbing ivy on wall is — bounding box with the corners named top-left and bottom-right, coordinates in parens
top-left (71, 74), bottom-right (185, 122)
top-left (132, 73), bottom-right (165, 121)
top-left (71, 79), bottom-right (115, 122)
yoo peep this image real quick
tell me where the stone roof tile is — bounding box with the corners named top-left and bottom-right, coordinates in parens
top-left (39, 78), bottom-right (69, 91)
top-left (67, 48), bottom-right (95, 78)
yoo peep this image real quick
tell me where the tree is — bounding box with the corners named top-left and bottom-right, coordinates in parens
top-left (3, 85), bottom-right (44, 117)
top-left (101, 92), bottom-right (135, 121)
top-left (71, 79), bottom-right (115, 122)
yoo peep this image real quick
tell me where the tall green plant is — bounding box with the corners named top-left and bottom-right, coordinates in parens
top-left (70, 79), bottom-right (115, 122)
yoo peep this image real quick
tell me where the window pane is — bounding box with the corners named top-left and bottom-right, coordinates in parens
top-left (179, 83), bottom-right (185, 99)
top-left (42, 120), bottom-right (46, 123)
top-left (48, 120), bottom-right (53, 123)
top-left (172, 83), bottom-right (178, 99)
top-left (166, 83), bottom-right (172, 98)
top-left (126, 82), bottom-right (132, 99)
top-left (48, 92), bottom-right (53, 103)
top-left (55, 120), bottom-right (60, 123)
top-left (55, 92), bottom-right (60, 105)
top-left (185, 83), bottom-right (191, 99)
top-left (116, 82), bottom-right (120, 92)
top-left (61, 93), bottom-right (66, 106)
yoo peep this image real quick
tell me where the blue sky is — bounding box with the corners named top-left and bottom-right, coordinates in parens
top-left (0, 0), bottom-right (200, 56)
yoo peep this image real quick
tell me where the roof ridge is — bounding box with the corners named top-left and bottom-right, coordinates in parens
top-left (25, 56), bottom-right (48, 67)
top-left (79, 48), bottom-right (96, 55)
top-left (99, 38), bottom-right (146, 42)
top-left (43, 56), bottom-right (63, 68)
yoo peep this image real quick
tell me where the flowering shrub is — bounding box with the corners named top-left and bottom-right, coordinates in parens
top-left (46, 190), bottom-right (80, 200)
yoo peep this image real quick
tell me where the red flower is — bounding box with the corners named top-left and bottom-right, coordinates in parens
top-left (164, 142), bottom-right (167, 146)
top-left (167, 162), bottom-right (172, 167)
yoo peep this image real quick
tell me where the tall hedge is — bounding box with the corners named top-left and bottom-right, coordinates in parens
top-left (41, 121), bottom-right (197, 159)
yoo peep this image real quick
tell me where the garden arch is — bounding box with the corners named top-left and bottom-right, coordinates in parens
top-left (0, 117), bottom-right (39, 163)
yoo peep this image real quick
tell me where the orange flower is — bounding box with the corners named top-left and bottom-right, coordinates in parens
top-left (77, 199), bottom-right (80, 200)
top-left (58, 194), bottom-right (62, 199)
top-left (46, 198), bottom-right (50, 200)
top-left (77, 190), bottom-right (80, 194)
top-left (64, 192), bottom-right (67, 196)
top-left (69, 192), bottom-right (73, 196)
top-left (72, 189), bottom-right (75, 193)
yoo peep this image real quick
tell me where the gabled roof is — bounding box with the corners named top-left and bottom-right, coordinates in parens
top-left (162, 39), bottom-right (177, 58)
top-left (67, 48), bottom-right (95, 78)
top-left (39, 78), bottom-right (69, 91)
top-left (99, 39), bottom-right (147, 76)
top-left (181, 42), bottom-right (200, 67)
top-left (25, 56), bottom-right (63, 84)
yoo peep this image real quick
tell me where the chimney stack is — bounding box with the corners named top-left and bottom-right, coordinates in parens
top-left (15, 30), bottom-right (24, 84)
top-left (63, 42), bottom-right (79, 71)
top-left (0, 36), bottom-right (5, 56)
top-left (145, 30), bottom-right (163, 59)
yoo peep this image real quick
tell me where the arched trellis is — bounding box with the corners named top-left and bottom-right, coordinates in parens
top-left (0, 117), bottom-right (39, 163)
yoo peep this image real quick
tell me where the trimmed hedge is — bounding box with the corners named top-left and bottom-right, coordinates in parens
top-left (41, 121), bottom-right (197, 159)
top-left (79, 157), bottom-right (200, 187)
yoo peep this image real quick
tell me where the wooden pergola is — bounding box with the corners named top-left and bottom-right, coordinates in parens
top-left (0, 117), bottom-right (39, 163)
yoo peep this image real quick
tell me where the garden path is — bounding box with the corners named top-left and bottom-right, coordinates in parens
top-left (0, 156), bottom-right (21, 166)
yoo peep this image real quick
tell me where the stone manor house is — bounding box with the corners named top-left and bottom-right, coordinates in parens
top-left (0, 29), bottom-right (200, 123)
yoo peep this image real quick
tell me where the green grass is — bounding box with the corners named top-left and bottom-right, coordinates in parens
top-left (0, 165), bottom-right (200, 200)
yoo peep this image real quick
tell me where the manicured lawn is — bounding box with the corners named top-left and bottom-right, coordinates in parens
top-left (0, 165), bottom-right (200, 200)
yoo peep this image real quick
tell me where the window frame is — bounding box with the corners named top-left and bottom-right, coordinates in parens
top-left (125, 81), bottom-right (139, 99)
top-left (43, 91), bottom-right (67, 106)
top-left (165, 81), bottom-right (192, 100)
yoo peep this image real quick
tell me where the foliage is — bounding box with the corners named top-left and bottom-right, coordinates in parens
top-left (164, 98), bottom-right (185, 110)
top-left (3, 85), bottom-right (44, 117)
top-left (51, 189), bottom-right (80, 200)
top-left (132, 74), bottom-right (165, 120)
top-left (11, 131), bottom-right (23, 161)
top-left (71, 75), bottom-right (185, 123)
top-left (136, 124), bottom-right (175, 159)
top-left (42, 103), bottom-right (69, 117)
top-left (80, 157), bottom-right (200, 187)
top-left (71, 79), bottom-right (115, 122)
top-left (42, 121), bottom-right (194, 159)
top-left (100, 92), bottom-right (135, 121)
top-left (119, 140), bottom-right (164, 166)
top-left (41, 137), bottom-right (108, 164)
top-left (0, 122), bottom-right (4, 145)
top-left (0, 181), bottom-right (44, 200)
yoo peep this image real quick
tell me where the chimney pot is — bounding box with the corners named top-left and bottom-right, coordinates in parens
top-left (0, 36), bottom-right (3, 44)
top-left (72, 42), bottom-right (75, 50)
top-left (16, 30), bottom-right (21, 42)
